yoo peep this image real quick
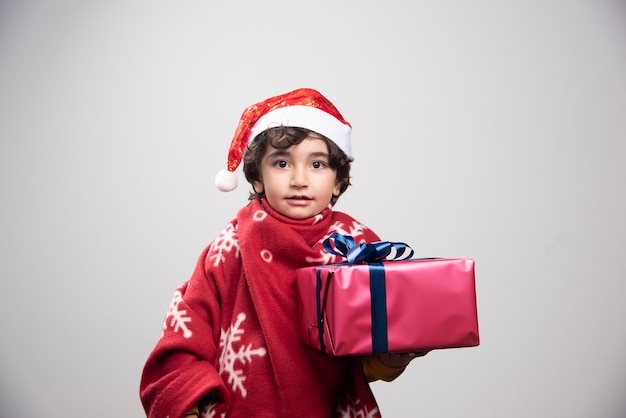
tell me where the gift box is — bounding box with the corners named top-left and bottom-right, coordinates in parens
top-left (296, 234), bottom-right (480, 356)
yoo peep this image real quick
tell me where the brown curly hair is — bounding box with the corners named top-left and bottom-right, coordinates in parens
top-left (242, 126), bottom-right (352, 205)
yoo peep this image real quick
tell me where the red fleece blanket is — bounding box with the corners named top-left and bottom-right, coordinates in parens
top-left (140, 198), bottom-right (383, 418)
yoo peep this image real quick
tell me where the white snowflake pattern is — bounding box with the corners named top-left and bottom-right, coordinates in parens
top-left (162, 287), bottom-right (192, 338)
top-left (312, 212), bottom-right (324, 224)
top-left (219, 313), bottom-right (267, 398)
top-left (305, 247), bottom-right (339, 265)
top-left (305, 221), bottom-right (369, 264)
top-left (336, 398), bottom-right (379, 418)
top-left (337, 220), bottom-right (367, 238)
top-left (208, 223), bottom-right (240, 266)
top-left (201, 400), bottom-right (225, 418)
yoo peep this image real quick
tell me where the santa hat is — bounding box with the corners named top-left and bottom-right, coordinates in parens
top-left (215, 88), bottom-right (352, 192)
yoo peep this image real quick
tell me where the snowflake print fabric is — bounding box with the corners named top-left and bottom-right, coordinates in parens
top-left (141, 198), bottom-right (384, 418)
top-left (208, 223), bottom-right (240, 267)
top-left (163, 286), bottom-right (193, 338)
top-left (218, 313), bottom-right (267, 397)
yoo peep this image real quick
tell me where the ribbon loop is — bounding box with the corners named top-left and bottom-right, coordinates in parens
top-left (322, 233), bottom-right (414, 264)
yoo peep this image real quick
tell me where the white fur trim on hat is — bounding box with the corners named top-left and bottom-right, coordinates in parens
top-left (249, 105), bottom-right (352, 157)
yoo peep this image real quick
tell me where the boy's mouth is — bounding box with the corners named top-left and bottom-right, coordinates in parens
top-left (287, 195), bottom-right (312, 201)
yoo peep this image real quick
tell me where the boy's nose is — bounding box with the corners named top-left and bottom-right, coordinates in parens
top-left (290, 167), bottom-right (308, 187)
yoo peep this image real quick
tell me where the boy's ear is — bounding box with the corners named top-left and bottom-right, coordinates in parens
top-left (332, 180), bottom-right (342, 197)
top-left (253, 180), bottom-right (264, 194)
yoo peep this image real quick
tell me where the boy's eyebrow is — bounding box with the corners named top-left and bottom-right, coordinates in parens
top-left (265, 150), bottom-right (330, 159)
top-left (266, 150), bottom-right (290, 159)
top-left (310, 151), bottom-right (330, 157)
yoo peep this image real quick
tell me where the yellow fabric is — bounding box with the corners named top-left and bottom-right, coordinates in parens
top-left (362, 355), bottom-right (406, 382)
top-left (185, 404), bottom-right (200, 416)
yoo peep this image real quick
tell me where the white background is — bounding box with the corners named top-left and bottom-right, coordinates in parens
top-left (1, 1), bottom-right (625, 417)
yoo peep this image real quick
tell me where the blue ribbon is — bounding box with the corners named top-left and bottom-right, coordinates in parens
top-left (315, 268), bottom-right (327, 353)
top-left (322, 233), bottom-right (414, 264)
top-left (369, 262), bottom-right (388, 353)
top-left (318, 233), bottom-right (415, 354)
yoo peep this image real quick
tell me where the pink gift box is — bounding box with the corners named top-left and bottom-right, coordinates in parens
top-left (296, 258), bottom-right (480, 356)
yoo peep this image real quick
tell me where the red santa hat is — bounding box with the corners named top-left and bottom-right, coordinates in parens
top-left (215, 88), bottom-right (352, 192)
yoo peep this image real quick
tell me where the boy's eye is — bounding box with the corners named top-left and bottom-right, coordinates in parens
top-left (273, 160), bottom-right (289, 168)
top-left (311, 161), bottom-right (327, 169)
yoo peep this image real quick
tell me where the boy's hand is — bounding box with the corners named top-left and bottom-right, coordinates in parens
top-left (378, 350), bottom-right (430, 368)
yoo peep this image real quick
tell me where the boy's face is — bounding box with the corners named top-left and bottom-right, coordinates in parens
top-left (253, 134), bottom-right (341, 220)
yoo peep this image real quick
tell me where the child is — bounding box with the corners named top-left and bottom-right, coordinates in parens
top-left (140, 88), bottom-right (425, 418)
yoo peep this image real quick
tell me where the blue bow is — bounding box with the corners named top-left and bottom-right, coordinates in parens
top-left (322, 232), bottom-right (414, 264)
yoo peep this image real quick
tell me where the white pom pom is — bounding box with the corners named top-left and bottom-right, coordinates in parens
top-left (215, 168), bottom-right (238, 192)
